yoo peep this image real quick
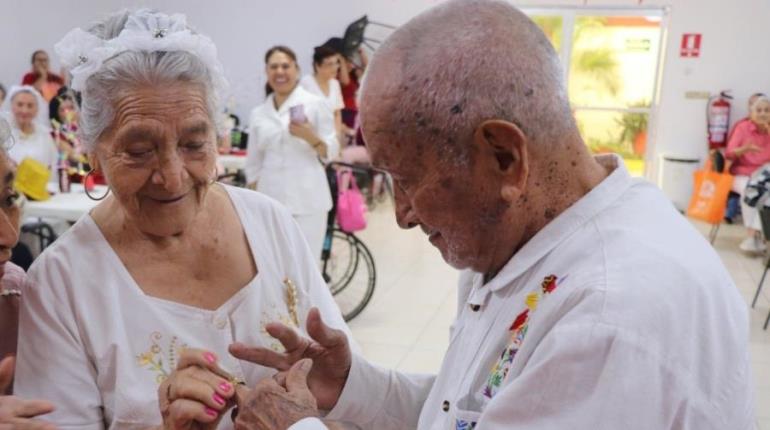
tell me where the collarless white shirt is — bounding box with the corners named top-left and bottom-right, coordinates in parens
top-left (302, 154), bottom-right (753, 430)
top-left (245, 86), bottom-right (337, 215)
top-left (15, 185), bottom-right (353, 430)
top-left (299, 75), bottom-right (344, 113)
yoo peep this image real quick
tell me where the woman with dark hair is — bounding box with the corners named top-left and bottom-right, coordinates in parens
top-left (300, 45), bottom-right (344, 139)
top-left (21, 50), bottom-right (65, 102)
top-left (246, 46), bottom-right (337, 260)
top-left (48, 87), bottom-right (82, 160)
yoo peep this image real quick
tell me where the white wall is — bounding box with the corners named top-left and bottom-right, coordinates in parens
top-left (0, 0), bottom-right (441, 120)
top-left (2, 0), bottom-right (768, 182)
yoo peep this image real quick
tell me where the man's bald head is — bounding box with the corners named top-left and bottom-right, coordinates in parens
top-left (360, 0), bottom-right (576, 166)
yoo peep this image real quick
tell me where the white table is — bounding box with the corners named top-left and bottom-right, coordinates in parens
top-left (218, 154), bottom-right (246, 171)
top-left (23, 184), bottom-right (109, 223)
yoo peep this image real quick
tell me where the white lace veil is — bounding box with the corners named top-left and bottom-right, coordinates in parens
top-left (2, 85), bottom-right (51, 133)
top-left (55, 9), bottom-right (228, 100)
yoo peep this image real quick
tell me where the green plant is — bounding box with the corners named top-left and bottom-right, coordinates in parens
top-left (616, 111), bottom-right (648, 144)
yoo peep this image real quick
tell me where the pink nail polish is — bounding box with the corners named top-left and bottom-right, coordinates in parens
top-left (219, 382), bottom-right (232, 392)
top-left (205, 407), bottom-right (218, 417)
top-left (213, 393), bottom-right (226, 406)
top-left (203, 352), bottom-right (216, 364)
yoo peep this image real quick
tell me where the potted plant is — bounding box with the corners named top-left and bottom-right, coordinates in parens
top-left (616, 102), bottom-right (649, 157)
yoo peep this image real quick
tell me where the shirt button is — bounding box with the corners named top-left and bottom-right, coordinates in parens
top-left (442, 400), bottom-right (450, 412)
top-left (469, 304), bottom-right (481, 312)
top-left (215, 318), bottom-right (227, 329)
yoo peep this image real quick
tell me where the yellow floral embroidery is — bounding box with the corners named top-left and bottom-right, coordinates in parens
top-left (136, 332), bottom-right (187, 385)
top-left (259, 279), bottom-right (305, 352)
top-left (525, 292), bottom-right (539, 310)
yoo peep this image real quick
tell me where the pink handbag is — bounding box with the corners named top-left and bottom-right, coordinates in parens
top-left (336, 171), bottom-right (367, 232)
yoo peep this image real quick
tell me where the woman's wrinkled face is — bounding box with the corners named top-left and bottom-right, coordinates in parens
top-left (266, 51), bottom-right (299, 97)
top-left (93, 82), bottom-right (217, 238)
top-left (11, 92), bottom-right (38, 129)
top-left (750, 99), bottom-right (770, 127)
top-left (0, 152), bottom-right (22, 279)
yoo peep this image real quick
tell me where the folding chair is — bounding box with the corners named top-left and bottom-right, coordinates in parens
top-left (751, 205), bottom-right (770, 329)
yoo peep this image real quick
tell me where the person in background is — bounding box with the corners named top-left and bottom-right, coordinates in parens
top-left (0, 116), bottom-right (56, 426)
top-left (726, 95), bottom-right (770, 253)
top-left (300, 45), bottom-right (345, 141)
top-left (247, 46), bottom-right (337, 260)
top-left (724, 92), bottom-right (767, 223)
top-left (49, 87), bottom-right (82, 161)
top-left (0, 84), bottom-right (6, 110)
top-left (338, 47), bottom-right (367, 134)
top-left (21, 50), bottom-right (65, 102)
top-left (4, 86), bottom-right (58, 174)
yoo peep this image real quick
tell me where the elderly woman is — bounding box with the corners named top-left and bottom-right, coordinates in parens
top-left (726, 95), bottom-right (770, 253)
top-left (246, 46), bottom-right (337, 260)
top-left (0, 116), bottom-right (55, 426)
top-left (4, 86), bottom-right (58, 174)
top-left (14, 10), bottom-right (351, 429)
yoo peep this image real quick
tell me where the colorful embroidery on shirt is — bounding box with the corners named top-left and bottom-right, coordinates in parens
top-left (136, 332), bottom-right (188, 384)
top-left (482, 274), bottom-right (561, 399)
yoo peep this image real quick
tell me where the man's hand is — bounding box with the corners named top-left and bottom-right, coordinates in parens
top-left (234, 359), bottom-right (318, 430)
top-left (0, 357), bottom-right (57, 430)
top-left (229, 308), bottom-right (351, 410)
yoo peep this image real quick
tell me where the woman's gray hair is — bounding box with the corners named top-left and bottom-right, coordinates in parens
top-left (79, 10), bottom-right (223, 151)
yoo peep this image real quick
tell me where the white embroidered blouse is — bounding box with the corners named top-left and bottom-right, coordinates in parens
top-left (14, 185), bottom-right (352, 429)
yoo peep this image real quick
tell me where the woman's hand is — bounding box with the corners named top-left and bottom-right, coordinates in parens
top-left (737, 141), bottom-right (762, 156)
top-left (0, 357), bottom-right (57, 430)
top-left (289, 123), bottom-right (327, 158)
top-left (289, 122), bottom-right (318, 144)
top-left (229, 308), bottom-right (351, 411)
top-left (157, 349), bottom-right (236, 430)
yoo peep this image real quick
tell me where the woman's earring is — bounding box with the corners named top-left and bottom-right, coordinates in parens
top-left (84, 170), bottom-right (110, 201)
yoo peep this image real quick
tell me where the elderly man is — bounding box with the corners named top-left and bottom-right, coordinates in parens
top-left (229, 1), bottom-right (754, 429)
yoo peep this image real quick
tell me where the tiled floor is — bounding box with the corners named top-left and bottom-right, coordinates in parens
top-left (348, 201), bottom-right (770, 428)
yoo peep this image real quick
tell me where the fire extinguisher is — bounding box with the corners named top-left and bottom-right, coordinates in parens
top-left (707, 91), bottom-right (733, 150)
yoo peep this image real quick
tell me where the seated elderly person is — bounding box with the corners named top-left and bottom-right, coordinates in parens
top-left (725, 95), bottom-right (770, 253)
top-left (4, 86), bottom-right (58, 174)
top-left (0, 116), bottom-right (55, 426)
top-left (14, 9), bottom-right (351, 429)
top-left (228, 1), bottom-right (753, 429)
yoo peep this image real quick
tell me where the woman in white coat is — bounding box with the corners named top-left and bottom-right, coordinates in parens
top-left (246, 46), bottom-right (338, 260)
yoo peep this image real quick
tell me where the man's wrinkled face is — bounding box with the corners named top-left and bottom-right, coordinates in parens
top-left (363, 111), bottom-right (509, 272)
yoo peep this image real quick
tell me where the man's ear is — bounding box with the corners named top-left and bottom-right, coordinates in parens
top-left (472, 119), bottom-right (529, 203)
